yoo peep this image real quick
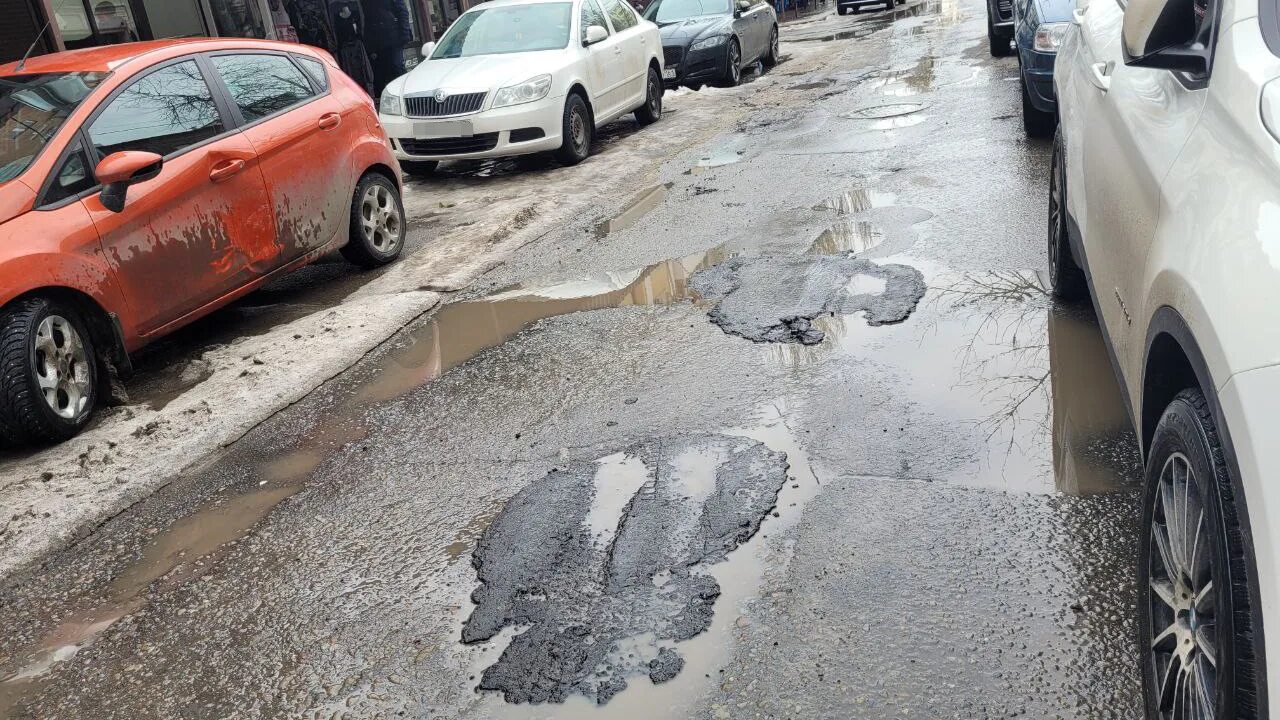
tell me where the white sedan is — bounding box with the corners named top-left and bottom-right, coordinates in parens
top-left (378, 0), bottom-right (664, 172)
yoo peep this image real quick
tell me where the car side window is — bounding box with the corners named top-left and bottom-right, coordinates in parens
top-left (43, 142), bottom-right (96, 206)
top-left (605, 0), bottom-right (639, 29)
top-left (88, 59), bottom-right (225, 158)
top-left (295, 56), bottom-right (330, 91)
top-left (581, 0), bottom-right (612, 41)
top-left (212, 54), bottom-right (318, 123)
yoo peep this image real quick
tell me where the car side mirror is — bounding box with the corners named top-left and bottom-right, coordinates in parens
top-left (585, 25), bottom-right (608, 45)
top-left (422, 41), bottom-right (436, 58)
top-left (1121, 0), bottom-right (1207, 74)
top-left (737, 0), bottom-right (752, 9)
top-left (95, 151), bottom-right (163, 213)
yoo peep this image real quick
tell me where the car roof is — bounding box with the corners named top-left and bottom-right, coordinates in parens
top-left (462, 0), bottom-right (578, 9)
top-left (0, 38), bottom-right (319, 77)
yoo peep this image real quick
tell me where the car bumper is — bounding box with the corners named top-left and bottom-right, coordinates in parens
top-left (1219, 364), bottom-right (1280, 702)
top-left (378, 95), bottom-right (565, 161)
top-left (1019, 49), bottom-right (1057, 112)
top-left (663, 43), bottom-right (729, 88)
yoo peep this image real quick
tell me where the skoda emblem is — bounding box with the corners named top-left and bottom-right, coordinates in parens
top-left (434, 89), bottom-right (448, 103)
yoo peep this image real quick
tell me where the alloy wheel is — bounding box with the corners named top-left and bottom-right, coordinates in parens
top-left (34, 315), bottom-right (91, 420)
top-left (1148, 452), bottom-right (1219, 720)
top-left (1048, 147), bottom-right (1063, 279)
top-left (771, 29), bottom-right (779, 61)
top-left (729, 42), bottom-right (741, 84)
top-left (360, 183), bottom-right (402, 255)
top-left (647, 73), bottom-right (661, 117)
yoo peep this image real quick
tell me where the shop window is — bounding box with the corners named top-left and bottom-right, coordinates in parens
top-left (89, 60), bottom-right (226, 158)
top-left (212, 54), bottom-right (317, 122)
top-left (209, 0), bottom-right (267, 39)
top-left (141, 0), bottom-right (208, 38)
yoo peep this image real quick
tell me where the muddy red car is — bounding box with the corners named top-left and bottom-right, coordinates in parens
top-left (0, 39), bottom-right (406, 446)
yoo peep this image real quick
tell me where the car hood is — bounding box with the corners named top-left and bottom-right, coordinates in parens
top-left (656, 15), bottom-right (733, 44)
top-left (393, 51), bottom-right (567, 95)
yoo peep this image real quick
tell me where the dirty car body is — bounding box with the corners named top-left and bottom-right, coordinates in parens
top-left (0, 39), bottom-right (404, 445)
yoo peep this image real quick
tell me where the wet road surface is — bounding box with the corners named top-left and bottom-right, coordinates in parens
top-left (0, 1), bottom-right (1147, 717)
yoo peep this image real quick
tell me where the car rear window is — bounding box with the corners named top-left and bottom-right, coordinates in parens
top-left (0, 72), bottom-right (107, 185)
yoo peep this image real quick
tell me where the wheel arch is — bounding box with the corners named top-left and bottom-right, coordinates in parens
top-left (566, 82), bottom-right (596, 124)
top-left (361, 162), bottom-right (402, 191)
top-left (5, 286), bottom-right (132, 377)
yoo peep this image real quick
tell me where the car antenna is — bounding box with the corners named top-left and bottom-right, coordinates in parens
top-left (15, 20), bottom-right (53, 73)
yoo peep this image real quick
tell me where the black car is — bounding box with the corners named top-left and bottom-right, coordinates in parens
top-left (643, 0), bottom-right (779, 89)
top-left (986, 0), bottom-right (1015, 55)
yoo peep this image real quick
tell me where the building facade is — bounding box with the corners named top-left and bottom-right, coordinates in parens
top-left (2, 0), bottom-right (445, 65)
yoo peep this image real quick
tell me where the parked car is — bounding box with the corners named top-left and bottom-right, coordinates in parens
top-left (1011, 0), bottom-right (1070, 136)
top-left (986, 0), bottom-right (1014, 56)
top-left (1052, 0), bottom-right (1280, 713)
top-left (0, 39), bottom-right (405, 445)
top-left (642, 0), bottom-right (778, 89)
top-left (835, 0), bottom-right (904, 15)
top-left (378, 0), bottom-right (665, 174)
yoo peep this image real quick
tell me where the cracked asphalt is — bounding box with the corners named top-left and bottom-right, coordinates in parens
top-left (0, 1), bottom-right (1147, 717)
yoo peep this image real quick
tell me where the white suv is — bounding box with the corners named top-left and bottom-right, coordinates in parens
top-left (1054, 0), bottom-right (1280, 714)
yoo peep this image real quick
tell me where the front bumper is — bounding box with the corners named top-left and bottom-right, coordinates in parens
top-left (662, 42), bottom-right (730, 88)
top-left (378, 95), bottom-right (565, 161)
top-left (1018, 48), bottom-right (1057, 112)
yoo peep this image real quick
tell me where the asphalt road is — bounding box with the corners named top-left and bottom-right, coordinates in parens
top-left (0, 1), bottom-right (1147, 717)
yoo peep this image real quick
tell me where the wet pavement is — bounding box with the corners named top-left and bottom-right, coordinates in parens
top-left (0, 0), bottom-right (1147, 717)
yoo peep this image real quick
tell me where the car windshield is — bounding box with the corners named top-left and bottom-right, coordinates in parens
top-left (432, 4), bottom-right (574, 58)
top-left (644, 0), bottom-right (731, 22)
top-left (0, 72), bottom-right (106, 185)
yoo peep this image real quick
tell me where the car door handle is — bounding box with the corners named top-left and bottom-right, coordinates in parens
top-left (1072, 7), bottom-right (1085, 24)
top-left (318, 113), bottom-right (342, 130)
top-left (1089, 61), bottom-right (1113, 92)
top-left (209, 159), bottom-right (246, 183)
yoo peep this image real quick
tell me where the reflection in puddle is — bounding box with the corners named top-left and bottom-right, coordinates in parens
top-left (694, 139), bottom-right (747, 172)
top-left (594, 184), bottom-right (671, 239)
top-left (843, 101), bottom-right (927, 120)
top-left (868, 114), bottom-right (928, 130)
top-left (809, 220), bottom-right (885, 255)
top-left (813, 187), bottom-right (897, 215)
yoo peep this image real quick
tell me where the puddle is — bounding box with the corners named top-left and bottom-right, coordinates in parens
top-left (767, 267), bottom-right (1141, 494)
top-left (593, 184), bottom-right (671, 239)
top-left (812, 187), bottom-right (898, 214)
top-left (868, 114), bottom-right (928, 129)
top-left (842, 101), bottom-right (928, 119)
top-left (808, 219), bottom-right (885, 255)
top-left (693, 138), bottom-right (748, 173)
top-left (789, 78), bottom-right (836, 90)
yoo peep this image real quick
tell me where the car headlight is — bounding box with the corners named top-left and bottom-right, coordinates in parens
top-left (1033, 22), bottom-right (1071, 52)
top-left (493, 75), bottom-right (553, 109)
top-left (690, 35), bottom-right (729, 52)
top-left (380, 90), bottom-right (404, 116)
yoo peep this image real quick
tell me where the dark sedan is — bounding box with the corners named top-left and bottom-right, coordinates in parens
top-left (644, 0), bottom-right (779, 89)
top-left (1012, 0), bottom-right (1072, 137)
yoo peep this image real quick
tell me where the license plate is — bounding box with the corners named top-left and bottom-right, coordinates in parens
top-left (662, 68), bottom-right (677, 80)
top-left (412, 120), bottom-right (473, 138)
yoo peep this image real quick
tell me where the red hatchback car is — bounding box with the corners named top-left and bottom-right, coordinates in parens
top-left (0, 39), bottom-right (406, 445)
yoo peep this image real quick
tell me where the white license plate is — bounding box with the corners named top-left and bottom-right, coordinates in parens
top-left (662, 68), bottom-right (677, 80)
top-left (412, 120), bottom-right (473, 138)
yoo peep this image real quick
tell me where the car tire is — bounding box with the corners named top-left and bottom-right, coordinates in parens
top-left (1047, 128), bottom-right (1086, 301)
top-left (720, 39), bottom-right (742, 87)
top-left (635, 66), bottom-right (663, 126)
top-left (400, 160), bottom-right (438, 176)
top-left (0, 296), bottom-right (99, 446)
top-left (555, 93), bottom-right (593, 165)
top-left (988, 13), bottom-right (1013, 56)
top-left (1140, 388), bottom-right (1263, 720)
top-left (1021, 77), bottom-right (1057, 138)
top-left (762, 25), bottom-right (780, 68)
top-left (341, 173), bottom-right (405, 269)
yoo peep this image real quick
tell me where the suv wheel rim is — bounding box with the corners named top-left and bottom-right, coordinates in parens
top-left (1149, 452), bottom-right (1219, 720)
top-left (34, 315), bottom-right (90, 420)
top-left (361, 183), bottom-right (402, 255)
top-left (729, 43), bottom-right (740, 83)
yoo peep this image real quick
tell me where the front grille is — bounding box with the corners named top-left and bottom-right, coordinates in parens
top-left (663, 46), bottom-right (684, 67)
top-left (400, 133), bottom-right (500, 156)
top-left (405, 91), bottom-right (486, 117)
top-left (995, 0), bottom-right (1013, 19)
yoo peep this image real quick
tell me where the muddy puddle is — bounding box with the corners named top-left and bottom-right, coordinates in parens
top-left (843, 101), bottom-right (928, 119)
top-left (693, 137), bottom-right (748, 172)
top-left (813, 187), bottom-right (898, 214)
top-left (809, 219), bottom-right (885, 255)
top-left (594, 184), bottom-right (671, 239)
top-left (767, 265), bottom-right (1141, 494)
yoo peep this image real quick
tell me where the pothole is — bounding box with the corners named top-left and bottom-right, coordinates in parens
top-left (843, 101), bottom-right (928, 120)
